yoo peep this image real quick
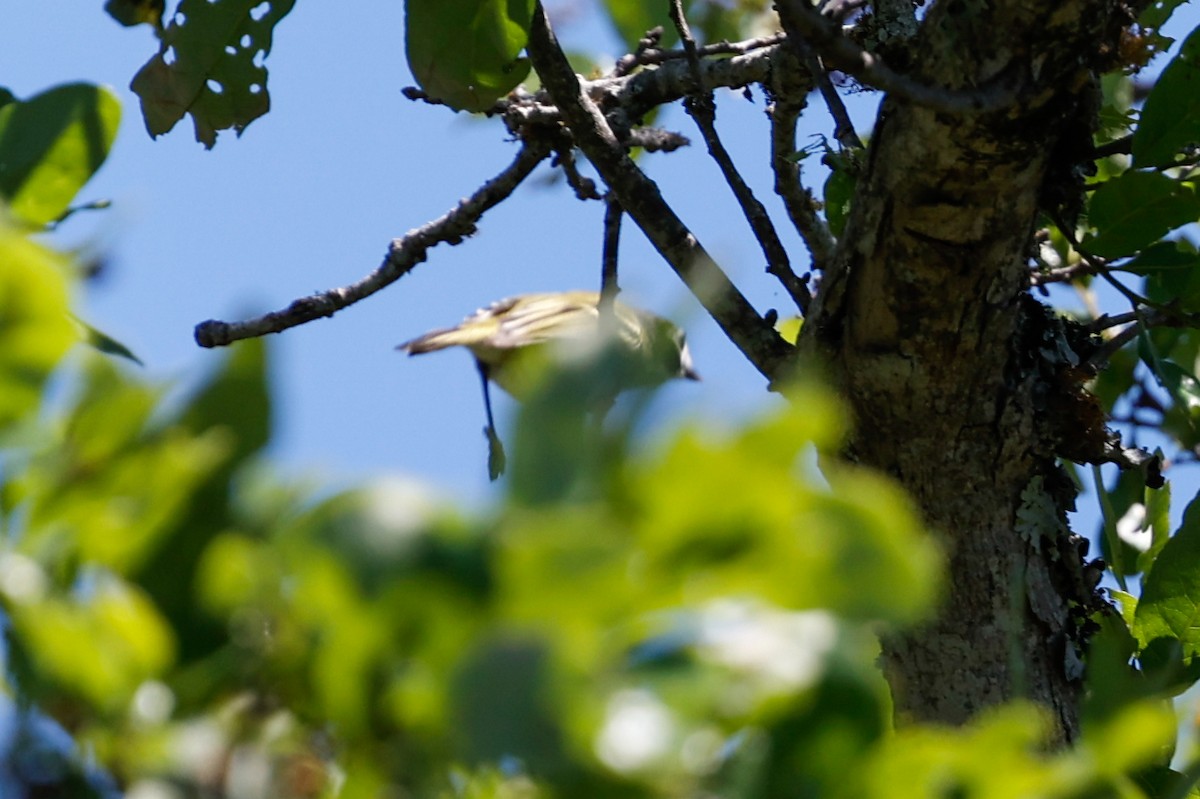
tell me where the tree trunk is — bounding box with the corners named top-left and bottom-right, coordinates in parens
top-left (798, 0), bottom-right (1140, 741)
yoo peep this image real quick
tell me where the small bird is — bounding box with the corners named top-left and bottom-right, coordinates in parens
top-left (398, 291), bottom-right (699, 478)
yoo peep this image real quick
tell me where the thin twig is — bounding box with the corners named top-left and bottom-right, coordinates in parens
top-left (1086, 307), bottom-right (1200, 368)
top-left (669, 0), bottom-right (812, 313)
top-left (773, 0), bottom-right (1020, 115)
top-left (769, 95), bottom-right (836, 274)
top-left (1029, 261), bottom-right (1095, 286)
top-left (1086, 310), bottom-right (1139, 332)
top-left (776, 12), bottom-right (862, 149)
top-left (526, 2), bottom-right (795, 383)
top-left (553, 144), bottom-right (603, 200)
top-left (194, 141), bottom-right (551, 348)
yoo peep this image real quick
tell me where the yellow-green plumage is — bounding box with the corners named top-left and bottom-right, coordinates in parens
top-left (398, 291), bottom-right (698, 480)
top-left (398, 291), bottom-right (699, 399)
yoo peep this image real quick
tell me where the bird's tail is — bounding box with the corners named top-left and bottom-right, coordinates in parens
top-left (397, 325), bottom-right (487, 355)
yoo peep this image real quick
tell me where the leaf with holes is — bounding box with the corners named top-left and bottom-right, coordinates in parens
top-left (130, 0), bottom-right (295, 149)
top-left (1082, 171), bottom-right (1200, 258)
top-left (0, 83), bottom-right (120, 226)
top-left (406, 0), bottom-right (535, 113)
top-left (1134, 25), bottom-right (1200, 168)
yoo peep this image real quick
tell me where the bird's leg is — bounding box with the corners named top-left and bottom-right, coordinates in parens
top-left (477, 362), bottom-right (507, 480)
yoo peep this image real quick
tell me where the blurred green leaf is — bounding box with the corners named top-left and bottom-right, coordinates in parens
top-left (406, 0), bottom-right (534, 113)
top-left (0, 225), bottom-right (76, 429)
top-left (1134, 24), bottom-right (1200, 167)
top-left (131, 338), bottom-right (271, 664)
top-left (0, 83), bottom-right (120, 226)
top-left (130, 0), bottom-right (295, 148)
top-left (6, 578), bottom-right (175, 713)
top-left (1083, 171), bottom-right (1200, 258)
top-left (852, 700), bottom-right (1175, 799)
top-left (602, 0), bottom-right (683, 51)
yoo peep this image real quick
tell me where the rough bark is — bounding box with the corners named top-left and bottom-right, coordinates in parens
top-left (798, 0), bottom-right (1139, 740)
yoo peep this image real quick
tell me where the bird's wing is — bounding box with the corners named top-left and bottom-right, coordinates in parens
top-left (399, 292), bottom-right (641, 354)
top-left (397, 298), bottom-right (516, 354)
top-left (488, 294), bottom-right (601, 348)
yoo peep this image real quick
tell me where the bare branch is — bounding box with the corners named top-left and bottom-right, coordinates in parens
top-left (626, 127), bottom-right (690, 152)
top-left (526, 2), bottom-right (795, 383)
top-left (614, 32), bottom-right (787, 75)
top-left (773, 0), bottom-right (1020, 115)
top-left (1029, 261), bottom-right (1095, 286)
top-left (552, 145), bottom-right (603, 201)
top-left (1091, 135), bottom-right (1132, 159)
top-left (669, 0), bottom-right (812, 314)
top-left (769, 96), bottom-right (836, 275)
top-left (776, 11), bottom-right (863, 149)
top-left (501, 44), bottom-right (780, 142)
top-left (1086, 307), bottom-right (1200, 368)
top-left (194, 142), bottom-right (551, 348)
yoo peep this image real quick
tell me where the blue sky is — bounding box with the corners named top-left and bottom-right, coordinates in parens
top-left (6, 2), bottom-right (815, 503)
top-left (4, 2), bottom-right (1199, 524)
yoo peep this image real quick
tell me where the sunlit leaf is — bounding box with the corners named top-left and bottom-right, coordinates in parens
top-left (406, 0), bottom-right (535, 112)
top-left (0, 226), bottom-right (76, 428)
top-left (1134, 494), bottom-right (1200, 658)
top-left (0, 83), bottom-right (120, 226)
top-left (7, 579), bottom-right (175, 712)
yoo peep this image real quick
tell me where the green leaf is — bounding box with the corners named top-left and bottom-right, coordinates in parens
top-left (1083, 171), bottom-right (1200, 258)
top-left (1124, 240), bottom-right (1200, 275)
top-left (104, 0), bottom-right (164, 28)
top-left (0, 226), bottom-right (76, 429)
top-left (0, 83), bottom-right (120, 226)
top-left (180, 336), bottom-right (271, 463)
top-left (823, 166), bottom-right (855, 238)
top-left (1139, 479), bottom-right (1173, 576)
top-left (14, 358), bottom-right (227, 576)
top-left (76, 317), bottom-right (143, 365)
top-left (1145, 354), bottom-right (1200, 425)
top-left (406, 0), bottom-right (535, 113)
top-left (1140, 0), bottom-right (1191, 29)
top-left (602, 0), bottom-right (684, 50)
top-left (1135, 25), bottom-right (1200, 167)
top-left (130, 0), bottom-right (296, 149)
top-left (7, 578), bottom-right (175, 712)
top-left (130, 338), bottom-right (271, 664)
top-left (1134, 494), bottom-right (1200, 657)
top-left (856, 701), bottom-right (1175, 798)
